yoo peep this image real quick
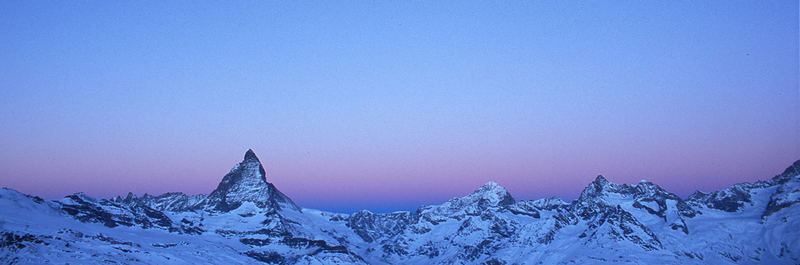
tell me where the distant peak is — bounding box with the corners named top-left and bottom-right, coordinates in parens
top-left (579, 175), bottom-right (622, 202)
top-left (482, 181), bottom-right (501, 188)
top-left (468, 181), bottom-right (515, 206)
top-left (244, 149), bottom-right (259, 162)
top-left (594, 175), bottom-right (609, 185)
top-left (635, 179), bottom-right (660, 189)
top-left (780, 159), bottom-right (800, 177)
top-left (474, 181), bottom-right (507, 193)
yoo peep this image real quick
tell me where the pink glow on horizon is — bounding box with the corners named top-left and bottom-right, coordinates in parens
top-left (0, 1), bottom-right (798, 213)
top-left (2, 145), bottom-right (796, 212)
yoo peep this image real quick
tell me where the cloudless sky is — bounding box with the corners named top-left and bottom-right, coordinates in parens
top-left (1, 1), bottom-right (798, 213)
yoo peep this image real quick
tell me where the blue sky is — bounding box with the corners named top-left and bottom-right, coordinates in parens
top-left (1, 1), bottom-right (798, 213)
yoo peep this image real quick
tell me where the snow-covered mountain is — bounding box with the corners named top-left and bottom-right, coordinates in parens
top-left (1, 150), bottom-right (798, 264)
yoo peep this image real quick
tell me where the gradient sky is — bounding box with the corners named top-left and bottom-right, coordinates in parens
top-left (1, 1), bottom-right (798, 213)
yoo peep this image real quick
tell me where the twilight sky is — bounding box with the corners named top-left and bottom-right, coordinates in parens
top-left (0, 1), bottom-right (798, 213)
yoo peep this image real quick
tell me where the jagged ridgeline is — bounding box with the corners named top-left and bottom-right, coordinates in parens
top-left (1, 150), bottom-right (799, 264)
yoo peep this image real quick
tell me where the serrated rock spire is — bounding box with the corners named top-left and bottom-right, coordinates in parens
top-left (244, 149), bottom-right (259, 162)
top-left (201, 149), bottom-right (300, 212)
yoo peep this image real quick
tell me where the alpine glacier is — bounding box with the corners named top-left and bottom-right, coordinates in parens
top-left (1, 150), bottom-right (798, 264)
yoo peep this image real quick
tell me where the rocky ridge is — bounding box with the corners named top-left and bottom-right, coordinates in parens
top-left (1, 151), bottom-right (798, 264)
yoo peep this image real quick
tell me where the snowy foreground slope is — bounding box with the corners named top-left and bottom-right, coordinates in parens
top-left (1, 150), bottom-right (799, 264)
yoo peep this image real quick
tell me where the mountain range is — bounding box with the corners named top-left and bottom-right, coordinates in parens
top-left (1, 150), bottom-right (798, 264)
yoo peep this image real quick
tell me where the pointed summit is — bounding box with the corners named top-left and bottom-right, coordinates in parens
top-left (593, 175), bottom-right (609, 186)
top-left (466, 181), bottom-right (515, 207)
top-left (244, 149), bottom-right (259, 162)
top-left (200, 149), bottom-right (300, 212)
top-left (579, 175), bottom-right (630, 203)
top-left (475, 181), bottom-right (506, 194)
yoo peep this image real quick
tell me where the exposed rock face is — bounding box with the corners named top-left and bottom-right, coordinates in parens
top-left (108, 149), bottom-right (300, 213)
top-left (112, 192), bottom-right (205, 212)
top-left (58, 192), bottom-right (203, 234)
top-left (200, 149), bottom-right (300, 212)
top-left (1, 154), bottom-right (799, 264)
top-left (687, 160), bottom-right (800, 217)
top-left (347, 210), bottom-right (413, 243)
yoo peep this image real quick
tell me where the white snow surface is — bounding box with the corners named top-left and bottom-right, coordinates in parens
top-left (1, 153), bottom-right (799, 264)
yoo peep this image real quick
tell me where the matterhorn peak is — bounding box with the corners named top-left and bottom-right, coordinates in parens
top-left (200, 149), bottom-right (300, 212)
top-left (244, 148), bottom-right (259, 162)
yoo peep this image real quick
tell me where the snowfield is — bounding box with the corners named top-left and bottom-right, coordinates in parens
top-left (2, 150), bottom-right (798, 264)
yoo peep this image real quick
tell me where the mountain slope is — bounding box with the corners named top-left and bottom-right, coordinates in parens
top-left (200, 149), bottom-right (300, 212)
top-left (1, 151), bottom-right (798, 264)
